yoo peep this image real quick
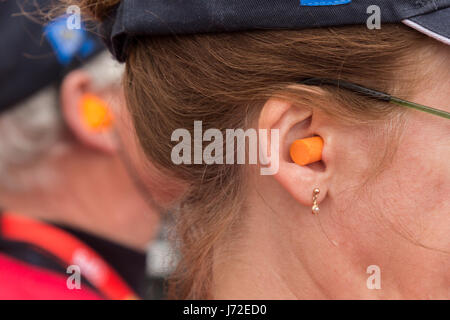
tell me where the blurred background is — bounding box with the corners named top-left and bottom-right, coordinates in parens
top-left (0, 0), bottom-right (176, 300)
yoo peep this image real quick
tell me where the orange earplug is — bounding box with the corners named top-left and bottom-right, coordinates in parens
top-left (80, 93), bottom-right (113, 131)
top-left (290, 136), bottom-right (324, 166)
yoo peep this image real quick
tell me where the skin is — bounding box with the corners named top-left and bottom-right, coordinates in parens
top-left (72, 38), bottom-right (447, 298)
top-left (0, 70), bottom-right (160, 251)
top-left (210, 41), bottom-right (450, 299)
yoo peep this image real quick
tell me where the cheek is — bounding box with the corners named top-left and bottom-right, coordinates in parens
top-left (334, 119), bottom-right (450, 246)
top-left (391, 160), bottom-right (441, 212)
top-left (395, 116), bottom-right (450, 213)
top-left (370, 123), bottom-right (450, 246)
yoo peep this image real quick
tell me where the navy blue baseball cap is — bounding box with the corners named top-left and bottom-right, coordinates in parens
top-left (100, 0), bottom-right (450, 62)
top-left (0, 0), bottom-right (104, 114)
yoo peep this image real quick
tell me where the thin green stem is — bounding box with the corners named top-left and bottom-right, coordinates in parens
top-left (390, 97), bottom-right (450, 119)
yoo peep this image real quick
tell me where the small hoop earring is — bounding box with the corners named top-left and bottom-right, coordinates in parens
top-left (312, 188), bottom-right (320, 215)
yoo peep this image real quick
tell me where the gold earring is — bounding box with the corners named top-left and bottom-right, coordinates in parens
top-left (312, 188), bottom-right (320, 215)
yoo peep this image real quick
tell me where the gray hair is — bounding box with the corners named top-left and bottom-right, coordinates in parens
top-left (0, 51), bottom-right (124, 191)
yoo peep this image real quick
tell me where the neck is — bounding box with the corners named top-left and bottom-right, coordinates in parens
top-left (212, 184), bottom-right (449, 299)
top-left (0, 144), bottom-right (159, 251)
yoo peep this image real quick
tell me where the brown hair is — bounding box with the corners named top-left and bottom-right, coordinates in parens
top-left (68, 0), bottom-right (432, 299)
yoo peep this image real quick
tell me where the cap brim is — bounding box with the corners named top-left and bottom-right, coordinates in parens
top-left (402, 7), bottom-right (450, 46)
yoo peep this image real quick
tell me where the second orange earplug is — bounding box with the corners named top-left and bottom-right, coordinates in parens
top-left (80, 93), bottom-right (113, 131)
top-left (290, 136), bottom-right (324, 166)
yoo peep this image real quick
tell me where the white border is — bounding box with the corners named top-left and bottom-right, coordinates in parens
top-left (402, 19), bottom-right (450, 46)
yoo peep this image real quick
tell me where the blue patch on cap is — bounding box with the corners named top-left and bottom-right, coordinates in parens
top-left (300, 0), bottom-right (351, 6)
top-left (44, 15), bottom-right (95, 65)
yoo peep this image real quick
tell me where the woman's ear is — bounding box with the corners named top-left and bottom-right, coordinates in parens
top-left (60, 69), bottom-right (118, 153)
top-left (258, 97), bottom-right (332, 207)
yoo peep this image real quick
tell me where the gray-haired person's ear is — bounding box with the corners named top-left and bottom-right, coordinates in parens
top-left (60, 70), bottom-right (118, 153)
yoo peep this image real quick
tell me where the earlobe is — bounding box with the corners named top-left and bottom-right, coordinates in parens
top-left (60, 70), bottom-right (117, 153)
top-left (258, 96), bottom-right (330, 208)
